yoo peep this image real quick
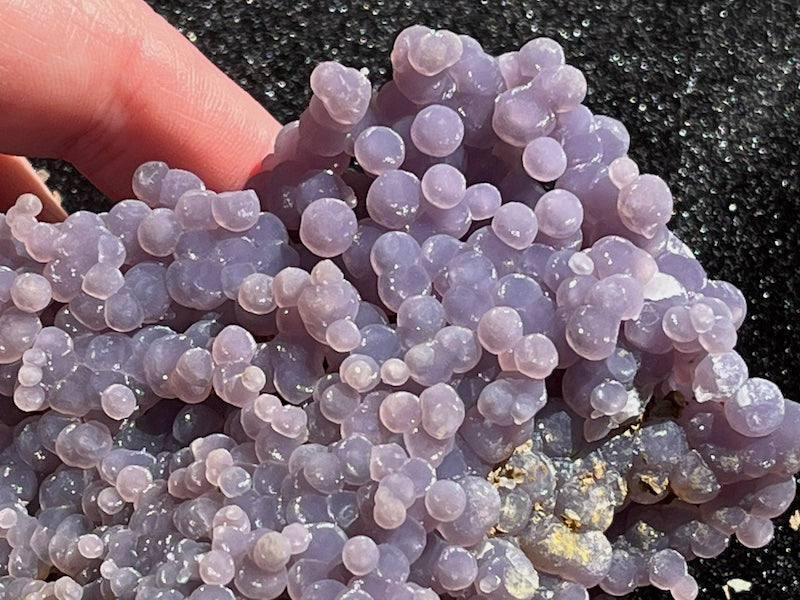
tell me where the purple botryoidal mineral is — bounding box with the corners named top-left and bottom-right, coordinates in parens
top-left (0, 24), bottom-right (796, 600)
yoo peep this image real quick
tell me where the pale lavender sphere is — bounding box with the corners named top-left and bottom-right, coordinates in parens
top-left (342, 536), bottom-right (380, 576)
top-left (82, 263), bottom-right (124, 300)
top-left (199, 550), bottom-right (236, 586)
top-left (600, 548), bottom-right (643, 596)
top-left (425, 480), bottom-right (467, 522)
top-left (24, 222), bottom-right (59, 263)
top-left (662, 305), bottom-right (696, 343)
top-left (586, 274), bottom-right (644, 321)
top-left (371, 231), bottom-right (422, 275)
top-left (116, 464), bottom-right (153, 502)
top-left (97, 487), bottom-right (124, 515)
top-left (310, 61), bottom-right (371, 126)
top-left (420, 383), bottom-right (465, 440)
top-left (300, 197), bottom-right (358, 258)
top-left (689, 302), bottom-right (716, 333)
top-left (373, 488), bottom-right (407, 530)
top-left (205, 448), bottom-right (234, 486)
top-left (10, 273), bottom-right (52, 313)
top-left (534, 189), bottom-right (584, 239)
top-left (491, 202), bottom-right (538, 250)
top-left (55, 422), bottom-right (113, 468)
top-left (253, 531), bottom-right (292, 571)
top-left (724, 377), bottom-right (785, 437)
top-left (421, 164), bottom-right (467, 209)
top-left (533, 65), bottom-right (587, 113)
top-left (736, 514), bottom-right (775, 549)
top-left (648, 549), bottom-right (687, 591)
top-left (518, 37), bottom-right (565, 77)
top-left (513, 333), bottom-right (558, 379)
top-left (77, 534), bottom-right (104, 559)
top-left (137, 208), bottom-right (181, 257)
top-left (380, 357), bottom-right (411, 386)
top-left (366, 170), bottom-right (422, 229)
top-left (608, 156), bottom-right (640, 188)
top-left (523, 137), bottom-right (567, 182)
top-left (435, 546), bottom-right (478, 592)
top-left (617, 174), bottom-right (674, 238)
top-left (100, 383), bottom-right (137, 420)
top-left (218, 465), bottom-right (253, 497)
top-left (379, 391), bottom-right (421, 434)
top-left (407, 29), bottom-right (463, 76)
top-left (325, 318), bottom-right (362, 353)
top-left (590, 381), bottom-right (628, 416)
top-left (463, 183), bottom-right (502, 220)
top-left (354, 126), bottom-right (406, 175)
top-left (95, 233), bottom-right (124, 266)
top-left (53, 577), bottom-right (83, 600)
top-left (566, 304), bottom-right (620, 360)
top-left (477, 306), bottom-right (524, 354)
top-left (175, 189), bottom-right (218, 231)
top-left (594, 114), bottom-right (630, 159)
top-left (212, 190), bottom-right (261, 232)
top-left (17, 364), bottom-right (41, 387)
top-left (319, 382), bottom-right (360, 423)
top-left (272, 267), bottom-right (310, 308)
top-left (131, 160), bottom-right (169, 204)
top-left (498, 51), bottom-right (524, 88)
top-left (237, 273), bottom-right (276, 315)
top-left (672, 575), bottom-right (699, 600)
top-left (157, 168), bottom-right (204, 208)
top-left (270, 405), bottom-right (308, 439)
top-left (492, 84), bottom-right (555, 148)
top-left (410, 104), bottom-right (464, 157)
top-left (340, 354), bottom-right (380, 393)
top-left (693, 350), bottom-right (749, 403)
top-left (212, 325), bottom-right (257, 364)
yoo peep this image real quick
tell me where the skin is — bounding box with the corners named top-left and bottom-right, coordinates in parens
top-left (0, 0), bottom-right (281, 219)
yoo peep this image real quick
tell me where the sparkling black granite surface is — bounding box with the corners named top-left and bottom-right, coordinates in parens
top-left (33, 1), bottom-right (800, 598)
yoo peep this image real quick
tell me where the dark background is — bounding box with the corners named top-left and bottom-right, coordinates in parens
top-left (32, 1), bottom-right (800, 598)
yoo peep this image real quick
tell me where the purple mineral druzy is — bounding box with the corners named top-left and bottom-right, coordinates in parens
top-left (0, 23), bottom-right (795, 600)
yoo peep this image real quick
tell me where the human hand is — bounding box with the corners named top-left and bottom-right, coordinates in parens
top-left (0, 0), bottom-right (281, 220)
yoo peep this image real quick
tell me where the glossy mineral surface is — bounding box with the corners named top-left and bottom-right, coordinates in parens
top-left (0, 24), bottom-right (797, 600)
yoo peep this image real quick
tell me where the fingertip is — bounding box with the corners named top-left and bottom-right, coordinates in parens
top-left (89, 0), bottom-right (282, 197)
top-left (0, 0), bottom-right (281, 203)
top-left (0, 155), bottom-right (68, 222)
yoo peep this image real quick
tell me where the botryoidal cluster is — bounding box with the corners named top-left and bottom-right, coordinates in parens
top-left (0, 25), bottom-right (797, 600)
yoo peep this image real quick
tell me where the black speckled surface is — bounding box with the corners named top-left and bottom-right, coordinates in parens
top-left (32, 1), bottom-right (800, 598)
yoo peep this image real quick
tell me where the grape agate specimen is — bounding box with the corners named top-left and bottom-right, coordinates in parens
top-left (0, 24), bottom-right (796, 600)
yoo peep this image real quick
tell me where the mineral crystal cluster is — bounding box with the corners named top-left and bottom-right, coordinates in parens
top-left (0, 25), bottom-right (796, 600)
